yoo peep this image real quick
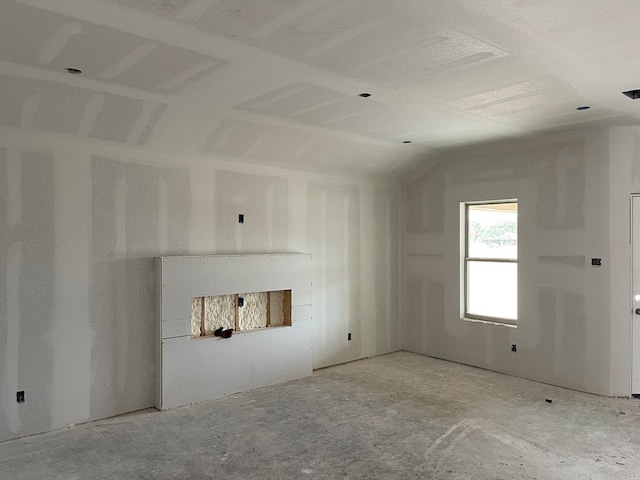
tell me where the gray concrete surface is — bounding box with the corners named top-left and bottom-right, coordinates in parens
top-left (1, 351), bottom-right (639, 479)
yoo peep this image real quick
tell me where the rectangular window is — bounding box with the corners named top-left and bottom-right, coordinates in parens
top-left (464, 201), bottom-right (518, 324)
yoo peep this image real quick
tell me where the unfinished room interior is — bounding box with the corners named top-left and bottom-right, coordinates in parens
top-left (4, 0), bottom-right (640, 478)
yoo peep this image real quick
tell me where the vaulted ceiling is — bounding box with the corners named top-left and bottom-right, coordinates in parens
top-left (2, 0), bottom-right (640, 177)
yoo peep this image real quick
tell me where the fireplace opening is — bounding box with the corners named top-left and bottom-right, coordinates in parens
top-left (191, 290), bottom-right (292, 338)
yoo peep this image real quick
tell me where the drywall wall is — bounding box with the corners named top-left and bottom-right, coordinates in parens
top-left (608, 126), bottom-right (640, 396)
top-left (157, 254), bottom-right (311, 409)
top-left (402, 128), bottom-right (612, 395)
top-left (0, 137), bottom-right (400, 443)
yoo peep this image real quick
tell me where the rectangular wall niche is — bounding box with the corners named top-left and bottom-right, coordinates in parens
top-left (155, 253), bottom-right (312, 410)
top-left (191, 290), bottom-right (292, 337)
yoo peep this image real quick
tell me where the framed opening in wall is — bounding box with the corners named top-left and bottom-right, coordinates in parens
top-left (191, 290), bottom-right (292, 338)
top-left (463, 200), bottom-right (518, 325)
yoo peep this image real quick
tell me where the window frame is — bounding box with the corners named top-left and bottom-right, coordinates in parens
top-left (463, 199), bottom-right (518, 326)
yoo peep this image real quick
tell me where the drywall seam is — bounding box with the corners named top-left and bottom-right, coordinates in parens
top-left (177, 0), bottom-right (212, 21)
top-left (267, 182), bottom-right (274, 250)
top-left (36, 22), bottom-right (84, 65)
top-left (188, 166), bottom-right (215, 253)
top-left (21, 94), bottom-right (42, 130)
top-left (248, 0), bottom-right (330, 38)
top-left (77, 94), bottom-right (106, 137)
top-left (158, 178), bottom-right (168, 255)
top-left (7, 149), bottom-right (21, 228)
top-left (98, 43), bottom-right (157, 80)
top-left (4, 240), bottom-right (22, 433)
top-left (539, 256), bottom-right (585, 267)
top-left (157, 61), bottom-right (217, 90)
top-left (319, 189), bottom-right (328, 353)
top-left (114, 176), bottom-right (129, 396)
top-left (384, 190), bottom-right (393, 346)
top-left (0, 125), bottom-right (401, 185)
top-left (127, 101), bottom-right (158, 145)
top-left (343, 193), bottom-right (350, 338)
top-left (51, 150), bottom-right (92, 428)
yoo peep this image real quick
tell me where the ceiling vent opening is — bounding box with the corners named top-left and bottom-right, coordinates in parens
top-left (622, 89), bottom-right (640, 100)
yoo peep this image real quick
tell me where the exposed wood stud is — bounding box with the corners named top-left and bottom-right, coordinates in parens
top-left (235, 294), bottom-right (239, 332)
top-left (266, 291), bottom-right (271, 327)
top-left (283, 290), bottom-right (292, 326)
top-left (200, 296), bottom-right (206, 337)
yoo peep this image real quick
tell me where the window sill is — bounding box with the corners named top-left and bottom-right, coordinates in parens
top-left (463, 317), bottom-right (517, 328)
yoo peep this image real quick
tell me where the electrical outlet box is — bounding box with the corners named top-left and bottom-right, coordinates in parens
top-left (511, 344), bottom-right (517, 352)
top-left (348, 332), bottom-right (352, 341)
top-left (238, 297), bottom-right (244, 307)
top-left (16, 391), bottom-right (24, 403)
top-left (238, 214), bottom-right (244, 224)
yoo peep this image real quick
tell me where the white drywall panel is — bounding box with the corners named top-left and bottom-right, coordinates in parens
top-left (163, 317), bottom-right (191, 339)
top-left (159, 254), bottom-right (312, 324)
top-left (292, 304), bottom-right (312, 322)
top-left (156, 253), bottom-right (312, 409)
top-left (608, 126), bottom-right (640, 396)
top-left (162, 319), bottom-right (312, 409)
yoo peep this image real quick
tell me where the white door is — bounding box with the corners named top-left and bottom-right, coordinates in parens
top-left (632, 196), bottom-right (640, 394)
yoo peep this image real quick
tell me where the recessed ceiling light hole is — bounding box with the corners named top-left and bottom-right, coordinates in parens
top-left (403, 140), bottom-right (413, 144)
top-left (576, 105), bottom-right (591, 111)
top-left (622, 89), bottom-right (640, 100)
top-left (358, 92), bottom-right (371, 98)
top-left (65, 67), bottom-right (83, 75)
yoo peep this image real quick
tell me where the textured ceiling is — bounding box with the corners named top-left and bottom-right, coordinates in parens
top-left (1, 0), bottom-right (640, 177)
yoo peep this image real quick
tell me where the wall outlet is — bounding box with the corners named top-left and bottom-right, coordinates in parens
top-left (348, 332), bottom-right (352, 341)
top-left (16, 391), bottom-right (24, 403)
top-left (511, 344), bottom-right (517, 352)
top-left (238, 214), bottom-right (244, 224)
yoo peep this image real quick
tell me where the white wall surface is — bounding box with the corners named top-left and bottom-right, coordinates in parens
top-left (608, 126), bottom-right (640, 396)
top-left (402, 128), bottom-right (613, 395)
top-left (0, 133), bottom-right (400, 443)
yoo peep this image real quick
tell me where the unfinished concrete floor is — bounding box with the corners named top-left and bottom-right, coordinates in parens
top-left (2, 352), bottom-right (640, 479)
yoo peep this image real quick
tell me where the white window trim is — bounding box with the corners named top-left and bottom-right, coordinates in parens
top-left (462, 199), bottom-right (518, 327)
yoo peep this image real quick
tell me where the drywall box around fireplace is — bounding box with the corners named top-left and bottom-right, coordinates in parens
top-left (155, 253), bottom-right (312, 410)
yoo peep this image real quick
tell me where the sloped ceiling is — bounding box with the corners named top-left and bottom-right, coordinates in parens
top-left (1, 0), bottom-right (640, 177)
